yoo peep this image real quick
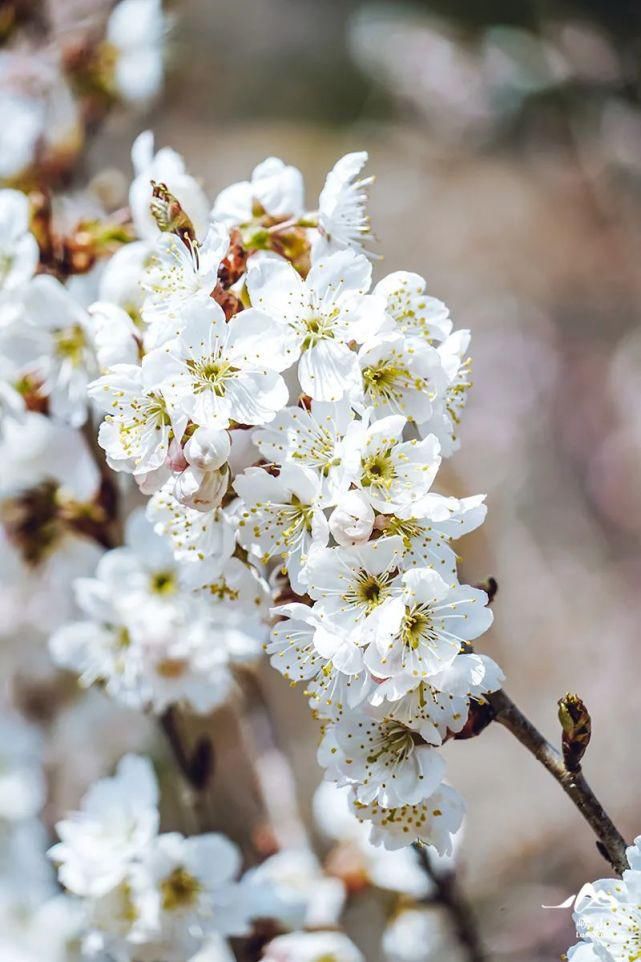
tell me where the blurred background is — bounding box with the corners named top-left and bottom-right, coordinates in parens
top-left (9, 0), bottom-right (641, 958)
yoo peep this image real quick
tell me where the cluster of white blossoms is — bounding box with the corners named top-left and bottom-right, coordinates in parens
top-left (0, 0), bottom-right (168, 185)
top-left (567, 838), bottom-right (641, 962)
top-left (0, 130), bottom-right (504, 857)
top-left (48, 754), bottom-right (251, 962)
top-left (47, 752), bottom-right (377, 962)
top-left (49, 506), bottom-right (265, 714)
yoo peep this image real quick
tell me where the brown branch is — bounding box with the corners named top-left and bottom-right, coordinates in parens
top-left (488, 689), bottom-right (628, 876)
top-left (159, 706), bottom-right (214, 793)
top-left (414, 844), bottom-right (487, 962)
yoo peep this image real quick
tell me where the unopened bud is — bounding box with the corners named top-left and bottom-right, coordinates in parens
top-left (558, 693), bottom-right (591, 773)
top-left (329, 491), bottom-right (375, 546)
top-left (174, 465), bottom-right (228, 512)
top-left (184, 427), bottom-right (230, 471)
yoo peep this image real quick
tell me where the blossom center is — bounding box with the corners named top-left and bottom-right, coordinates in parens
top-left (54, 324), bottom-right (87, 366)
top-left (401, 606), bottom-right (438, 651)
top-left (187, 357), bottom-right (238, 396)
top-left (160, 866), bottom-right (201, 911)
top-left (361, 451), bottom-right (395, 489)
top-left (149, 570), bottom-right (176, 595)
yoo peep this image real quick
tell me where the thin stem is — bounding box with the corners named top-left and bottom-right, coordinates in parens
top-left (488, 689), bottom-right (629, 876)
top-left (414, 844), bottom-right (487, 962)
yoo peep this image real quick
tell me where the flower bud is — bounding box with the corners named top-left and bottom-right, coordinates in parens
top-left (558, 693), bottom-right (591, 773)
top-left (173, 465), bottom-right (228, 512)
top-left (184, 427), bottom-right (230, 471)
top-left (329, 491), bottom-right (375, 546)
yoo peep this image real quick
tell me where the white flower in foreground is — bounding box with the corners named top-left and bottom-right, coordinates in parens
top-left (132, 832), bottom-right (248, 955)
top-left (142, 225), bottom-right (229, 345)
top-left (368, 678), bottom-right (469, 746)
top-left (300, 535), bottom-right (404, 642)
top-left (364, 570), bottom-right (493, 682)
top-left (350, 782), bottom-right (465, 854)
top-left (18, 275), bottom-right (96, 426)
top-left (89, 359), bottom-right (187, 478)
top-left (211, 157), bottom-right (304, 226)
top-left (316, 151), bottom-right (374, 257)
top-left (319, 710), bottom-right (446, 807)
top-left (355, 416), bottom-right (441, 513)
top-left (569, 837), bottom-right (641, 962)
top-left (129, 130), bottom-right (210, 241)
top-left (262, 931), bottom-right (364, 962)
top-left (374, 271), bottom-right (452, 345)
top-left (0, 715), bottom-right (46, 821)
top-left (0, 189), bottom-right (38, 292)
top-left (357, 332), bottom-right (445, 424)
top-left (247, 249), bottom-right (385, 401)
top-left (106, 0), bottom-right (167, 104)
top-left (152, 299), bottom-right (291, 429)
top-left (253, 400), bottom-right (363, 505)
top-left (235, 464), bottom-right (328, 592)
top-left (49, 754), bottom-right (159, 897)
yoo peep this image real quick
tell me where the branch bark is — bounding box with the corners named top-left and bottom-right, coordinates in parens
top-left (488, 689), bottom-right (628, 876)
top-left (414, 844), bottom-right (487, 962)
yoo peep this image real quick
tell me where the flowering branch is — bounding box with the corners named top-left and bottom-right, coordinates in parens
top-left (487, 688), bottom-right (629, 876)
top-left (414, 844), bottom-right (486, 962)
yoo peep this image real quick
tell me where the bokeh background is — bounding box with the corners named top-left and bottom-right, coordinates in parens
top-left (12, 0), bottom-right (641, 959)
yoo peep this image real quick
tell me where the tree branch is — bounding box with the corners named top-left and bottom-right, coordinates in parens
top-left (414, 844), bottom-right (487, 962)
top-left (488, 689), bottom-right (628, 876)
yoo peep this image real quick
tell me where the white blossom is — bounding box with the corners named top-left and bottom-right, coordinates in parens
top-left (247, 249), bottom-right (385, 401)
top-left (349, 782), bottom-right (465, 854)
top-left (211, 157), bottom-right (304, 227)
top-left (48, 754), bottom-right (159, 897)
top-left (129, 131), bottom-right (210, 242)
top-left (151, 299), bottom-right (291, 429)
top-left (106, 0), bottom-right (167, 104)
top-left (89, 359), bottom-right (187, 478)
top-left (354, 416), bottom-right (441, 513)
top-left (318, 709), bottom-right (446, 807)
top-left (235, 464), bottom-right (328, 592)
top-left (316, 152), bottom-right (374, 257)
top-left (374, 271), bottom-right (453, 345)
